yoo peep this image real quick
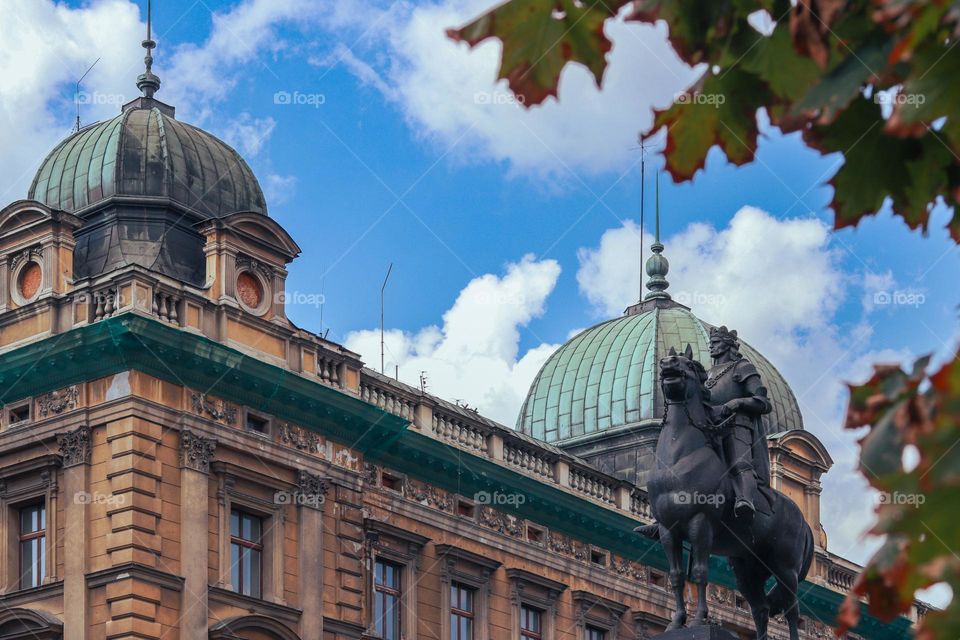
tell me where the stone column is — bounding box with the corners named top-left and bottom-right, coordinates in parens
top-left (58, 426), bottom-right (91, 640)
top-left (297, 470), bottom-right (328, 640)
top-left (179, 431), bottom-right (216, 640)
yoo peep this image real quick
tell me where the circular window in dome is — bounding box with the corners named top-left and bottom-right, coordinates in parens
top-left (236, 270), bottom-right (268, 315)
top-left (14, 261), bottom-right (42, 304)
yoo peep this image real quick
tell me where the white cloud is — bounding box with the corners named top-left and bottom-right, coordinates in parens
top-left (330, 0), bottom-right (698, 177)
top-left (344, 254), bottom-right (561, 425)
top-left (262, 174), bottom-right (298, 206)
top-left (0, 0), bottom-right (144, 202)
top-left (220, 113), bottom-right (276, 158)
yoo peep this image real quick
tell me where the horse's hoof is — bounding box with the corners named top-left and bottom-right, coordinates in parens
top-left (666, 616), bottom-right (686, 631)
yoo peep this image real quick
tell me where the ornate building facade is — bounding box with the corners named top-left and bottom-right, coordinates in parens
top-left (0, 26), bottom-right (920, 640)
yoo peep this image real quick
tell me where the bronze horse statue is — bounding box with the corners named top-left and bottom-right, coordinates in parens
top-left (645, 345), bottom-right (813, 640)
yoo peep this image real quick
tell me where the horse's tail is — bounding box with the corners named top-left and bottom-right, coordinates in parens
top-left (767, 523), bottom-right (813, 615)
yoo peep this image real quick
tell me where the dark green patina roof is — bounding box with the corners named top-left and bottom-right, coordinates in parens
top-left (29, 105), bottom-right (267, 218)
top-left (518, 304), bottom-right (803, 443)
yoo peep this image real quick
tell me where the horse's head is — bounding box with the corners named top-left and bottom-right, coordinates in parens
top-left (660, 344), bottom-right (709, 403)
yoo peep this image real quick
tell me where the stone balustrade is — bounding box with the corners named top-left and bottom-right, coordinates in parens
top-left (361, 378), bottom-right (416, 420)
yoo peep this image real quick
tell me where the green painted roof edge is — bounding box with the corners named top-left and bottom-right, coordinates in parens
top-left (0, 314), bottom-right (911, 640)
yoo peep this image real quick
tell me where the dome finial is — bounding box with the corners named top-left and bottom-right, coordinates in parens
top-left (644, 171), bottom-right (670, 301)
top-left (136, 0), bottom-right (161, 98)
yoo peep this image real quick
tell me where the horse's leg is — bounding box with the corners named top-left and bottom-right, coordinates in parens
top-left (659, 524), bottom-right (687, 630)
top-left (770, 566), bottom-right (800, 640)
top-left (687, 512), bottom-right (713, 625)
top-left (730, 556), bottom-right (771, 640)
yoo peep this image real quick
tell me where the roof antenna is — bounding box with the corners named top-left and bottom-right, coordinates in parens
top-left (380, 263), bottom-right (393, 374)
top-left (638, 134), bottom-right (646, 302)
top-left (74, 58), bottom-right (101, 133)
top-left (137, 0), bottom-right (161, 98)
top-left (74, 58), bottom-right (100, 131)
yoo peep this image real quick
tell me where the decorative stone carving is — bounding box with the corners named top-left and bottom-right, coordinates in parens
top-left (236, 255), bottom-right (272, 279)
top-left (361, 463), bottom-right (379, 485)
top-left (58, 426), bottom-right (91, 467)
top-left (612, 556), bottom-right (647, 582)
top-left (36, 385), bottom-right (79, 418)
top-left (295, 470), bottom-right (328, 509)
top-left (478, 506), bottom-right (522, 538)
top-left (277, 422), bottom-right (324, 455)
top-left (179, 430), bottom-right (217, 474)
top-left (190, 392), bottom-right (237, 424)
top-left (9, 246), bottom-right (42, 270)
top-left (404, 479), bottom-right (452, 511)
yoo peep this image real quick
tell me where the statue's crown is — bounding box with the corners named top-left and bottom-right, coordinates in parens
top-left (709, 325), bottom-right (739, 347)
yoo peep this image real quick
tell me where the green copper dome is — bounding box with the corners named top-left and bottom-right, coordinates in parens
top-left (29, 105), bottom-right (267, 218)
top-left (517, 303), bottom-right (803, 443)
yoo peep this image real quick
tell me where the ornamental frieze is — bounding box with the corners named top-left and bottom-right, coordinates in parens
top-left (179, 430), bottom-right (217, 474)
top-left (277, 422), bottom-right (324, 456)
top-left (36, 385), bottom-right (79, 418)
top-left (478, 506), bottom-right (522, 538)
top-left (404, 478), bottom-right (452, 511)
top-left (58, 426), bottom-right (91, 467)
top-left (190, 392), bottom-right (237, 425)
top-left (612, 556), bottom-right (647, 582)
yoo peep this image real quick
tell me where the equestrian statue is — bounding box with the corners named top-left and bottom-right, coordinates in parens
top-left (636, 326), bottom-right (813, 640)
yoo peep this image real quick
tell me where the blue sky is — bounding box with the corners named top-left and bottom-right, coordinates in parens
top-left (3, 0), bottom-right (959, 572)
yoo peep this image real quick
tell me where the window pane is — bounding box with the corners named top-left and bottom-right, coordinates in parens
top-left (230, 543), bottom-right (240, 592)
top-left (248, 548), bottom-right (261, 598)
top-left (230, 509), bottom-right (240, 537)
top-left (461, 615), bottom-right (472, 639)
top-left (19, 541), bottom-right (34, 588)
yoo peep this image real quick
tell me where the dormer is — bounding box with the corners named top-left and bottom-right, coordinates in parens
top-left (0, 201), bottom-right (83, 313)
top-left (197, 212), bottom-right (302, 322)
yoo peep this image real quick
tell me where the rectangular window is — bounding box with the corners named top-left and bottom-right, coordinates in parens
top-left (19, 503), bottom-right (45, 589)
top-left (586, 626), bottom-right (606, 640)
top-left (520, 605), bottom-right (542, 640)
top-left (8, 403), bottom-right (30, 426)
top-left (230, 509), bottom-right (263, 598)
top-left (450, 582), bottom-right (475, 640)
top-left (374, 559), bottom-right (402, 640)
top-left (245, 413), bottom-right (268, 434)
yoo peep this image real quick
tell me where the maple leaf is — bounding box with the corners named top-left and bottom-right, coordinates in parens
top-left (447, 0), bottom-right (628, 105)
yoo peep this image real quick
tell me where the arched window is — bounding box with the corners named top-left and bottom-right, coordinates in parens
top-left (0, 608), bottom-right (63, 640)
top-left (208, 615), bottom-right (301, 640)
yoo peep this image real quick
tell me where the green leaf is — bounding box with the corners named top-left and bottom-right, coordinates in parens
top-left (889, 41), bottom-right (960, 152)
top-left (447, 0), bottom-right (628, 105)
top-left (741, 25), bottom-right (821, 102)
top-left (650, 68), bottom-right (769, 180)
top-left (807, 97), bottom-right (952, 233)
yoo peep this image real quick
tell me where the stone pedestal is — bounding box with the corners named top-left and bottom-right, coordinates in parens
top-left (653, 625), bottom-right (741, 640)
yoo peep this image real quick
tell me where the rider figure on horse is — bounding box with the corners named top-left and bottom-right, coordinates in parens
top-left (706, 326), bottom-right (772, 519)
